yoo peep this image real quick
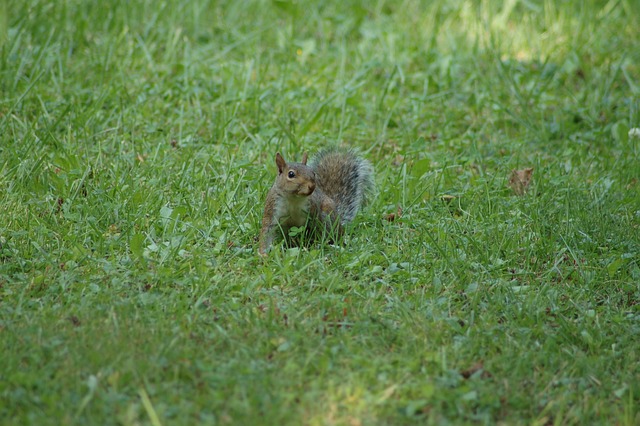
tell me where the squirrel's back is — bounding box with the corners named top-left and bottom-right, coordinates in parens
top-left (311, 149), bottom-right (374, 224)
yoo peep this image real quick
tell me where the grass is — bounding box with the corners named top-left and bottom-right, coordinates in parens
top-left (1, 0), bottom-right (639, 424)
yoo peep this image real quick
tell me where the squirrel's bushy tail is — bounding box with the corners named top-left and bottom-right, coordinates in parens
top-left (311, 149), bottom-right (374, 224)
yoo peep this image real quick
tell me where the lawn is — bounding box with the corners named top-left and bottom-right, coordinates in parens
top-left (1, 0), bottom-right (639, 424)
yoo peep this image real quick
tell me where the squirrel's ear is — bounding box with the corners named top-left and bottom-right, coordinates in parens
top-left (275, 153), bottom-right (286, 174)
top-left (301, 152), bottom-right (308, 165)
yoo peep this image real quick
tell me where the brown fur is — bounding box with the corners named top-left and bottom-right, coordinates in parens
top-left (259, 149), bottom-right (373, 256)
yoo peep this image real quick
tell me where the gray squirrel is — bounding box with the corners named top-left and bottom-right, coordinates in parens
top-left (259, 149), bottom-right (374, 256)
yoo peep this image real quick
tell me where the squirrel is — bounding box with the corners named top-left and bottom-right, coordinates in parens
top-left (259, 148), bottom-right (374, 256)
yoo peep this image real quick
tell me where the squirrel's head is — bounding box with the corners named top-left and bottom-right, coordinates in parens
top-left (275, 152), bottom-right (316, 197)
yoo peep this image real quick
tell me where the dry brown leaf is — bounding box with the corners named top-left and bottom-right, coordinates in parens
top-left (509, 167), bottom-right (534, 195)
top-left (460, 361), bottom-right (492, 379)
top-left (460, 361), bottom-right (483, 378)
top-left (384, 206), bottom-right (403, 222)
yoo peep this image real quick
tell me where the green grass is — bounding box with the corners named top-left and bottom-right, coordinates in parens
top-left (1, 0), bottom-right (639, 424)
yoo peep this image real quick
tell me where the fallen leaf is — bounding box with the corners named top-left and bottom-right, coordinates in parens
top-left (68, 316), bottom-right (81, 327)
top-left (509, 167), bottom-right (534, 195)
top-left (384, 206), bottom-right (403, 222)
top-left (460, 361), bottom-right (492, 379)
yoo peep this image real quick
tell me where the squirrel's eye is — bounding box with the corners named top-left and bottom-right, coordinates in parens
top-left (288, 171), bottom-right (296, 178)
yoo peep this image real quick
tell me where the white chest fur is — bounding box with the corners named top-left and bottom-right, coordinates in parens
top-left (276, 195), bottom-right (311, 228)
